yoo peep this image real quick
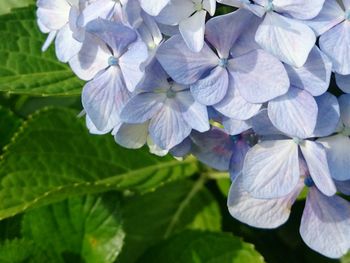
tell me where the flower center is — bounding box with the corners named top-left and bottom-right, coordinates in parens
top-left (193, 2), bottom-right (203, 11)
top-left (166, 88), bottom-right (176, 99)
top-left (304, 177), bottom-right (314, 188)
top-left (346, 9), bottom-right (350, 21)
top-left (218, 58), bottom-right (228, 68)
top-left (108, 56), bottom-right (119, 66)
top-left (292, 137), bottom-right (303, 145)
top-left (265, 0), bottom-right (274, 12)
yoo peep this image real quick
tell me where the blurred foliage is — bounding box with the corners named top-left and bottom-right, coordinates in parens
top-left (0, 2), bottom-right (346, 263)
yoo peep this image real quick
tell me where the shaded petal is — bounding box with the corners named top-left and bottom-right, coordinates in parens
top-left (336, 73), bottom-right (350, 93)
top-left (320, 22), bottom-right (350, 74)
top-left (339, 94), bottom-right (350, 127)
top-left (268, 87), bottom-right (318, 139)
top-left (179, 10), bottom-right (206, 52)
top-left (115, 122), bottom-right (149, 149)
top-left (149, 100), bottom-right (192, 150)
top-left (140, 0), bottom-right (170, 16)
top-left (249, 109), bottom-right (284, 136)
top-left (176, 91), bottom-right (210, 132)
top-left (156, 35), bottom-right (218, 85)
top-left (190, 66), bottom-right (229, 105)
top-left (228, 175), bottom-right (302, 228)
top-left (120, 92), bottom-right (165, 123)
top-left (119, 40), bottom-right (149, 92)
top-left (318, 135), bottom-right (350, 181)
top-left (229, 139), bottom-right (251, 180)
top-left (284, 47), bottom-right (332, 96)
top-left (335, 179), bottom-right (350, 195)
top-left (69, 34), bottom-right (110, 81)
top-left (242, 140), bottom-right (300, 198)
top-left (82, 67), bottom-right (130, 131)
top-left (255, 12), bottom-right (316, 67)
top-left (230, 49), bottom-right (289, 103)
top-left (191, 128), bottom-right (234, 171)
top-left (155, 0), bottom-right (194, 25)
top-left (306, 0), bottom-right (344, 36)
top-left (205, 9), bottom-right (252, 58)
top-left (312, 92), bottom-right (340, 137)
top-left (273, 0), bottom-right (325, 20)
top-left (300, 188), bottom-right (350, 259)
top-left (300, 140), bottom-right (336, 196)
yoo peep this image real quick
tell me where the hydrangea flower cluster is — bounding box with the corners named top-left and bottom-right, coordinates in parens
top-left (37, 0), bottom-right (350, 258)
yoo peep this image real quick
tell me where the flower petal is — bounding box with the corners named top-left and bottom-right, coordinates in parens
top-left (300, 188), bottom-right (350, 258)
top-left (339, 94), bottom-right (350, 127)
top-left (242, 139), bottom-right (300, 198)
top-left (55, 23), bottom-right (82, 63)
top-left (140, 0), bottom-right (170, 16)
top-left (336, 73), bottom-right (350, 94)
top-left (318, 134), bottom-right (350, 181)
top-left (230, 49), bottom-right (289, 103)
top-left (115, 122), bottom-right (149, 149)
top-left (255, 12), bottom-right (316, 67)
top-left (156, 35), bottom-right (218, 85)
top-left (272, 0), bottom-right (325, 20)
top-left (268, 87), bottom-right (318, 139)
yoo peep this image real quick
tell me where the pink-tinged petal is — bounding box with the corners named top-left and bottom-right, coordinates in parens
top-left (119, 40), bottom-right (149, 92)
top-left (306, 0), bottom-right (344, 36)
top-left (242, 139), bottom-right (300, 198)
top-left (228, 176), bottom-right (303, 229)
top-left (268, 87), bottom-right (318, 139)
top-left (156, 35), bottom-right (218, 85)
top-left (222, 117), bottom-right (251, 135)
top-left (214, 73), bottom-right (262, 120)
top-left (284, 47), bottom-right (332, 96)
top-left (339, 94), bottom-right (350, 127)
top-left (179, 10), bottom-right (206, 52)
top-left (300, 188), bottom-right (350, 258)
top-left (69, 34), bottom-right (110, 81)
top-left (272, 0), bottom-right (325, 19)
top-left (115, 122), bottom-right (149, 149)
top-left (55, 23), bottom-right (82, 63)
top-left (312, 93), bottom-right (340, 137)
top-left (336, 73), bottom-right (350, 93)
top-left (176, 91), bottom-right (210, 132)
top-left (190, 66), bottom-right (229, 105)
top-left (37, 0), bottom-right (70, 30)
top-left (320, 21), bottom-right (350, 74)
top-left (140, 0), bottom-right (170, 16)
top-left (230, 49), bottom-right (289, 103)
top-left (191, 128), bottom-right (234, 171)
top-left (149, 100), bottom-right (192, 150)
top-left (318, 135), bottom-right (350, 181)
top-left (255, 12), bottom-right (316, 67)
top-left (300, 140), bottom-right (336, 196)
top-left (82, 67), bottom-right (130, 132)
top-left (205, 9), bottom-right (253, 58)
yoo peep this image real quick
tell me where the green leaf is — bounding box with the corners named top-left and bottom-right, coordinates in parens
top-left (0, 107), bottom-right (198, 220)
top-left (0, 0), bottom-right (34, 15)
top-left (137, 230), bottom-right (265, 263)
top-left (0, 105), bottom-right (21, 150)
top-left (118, 179), bottom-right (221, 263)
top-left (0, 239), bottom-right (35, 262)
top-left (0, 7), bottom-right (84, 96)
top-left (342, 252), bottom-right (350, 263)
top-left (22, 193), bottom-right (125, 263)
top-left (216, 178), bottom-right (231, 197)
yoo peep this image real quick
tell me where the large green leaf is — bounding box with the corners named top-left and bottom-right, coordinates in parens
top-left (118, 179), bottom-right (222, 263)
top-left (137, 230), bottom-right (265, 263)
top-left (0, 0), bottom-right (34, 15)
top-left (0, 105), bottom-right (21, 150)
top-left (0, 107), bottom-right (198, 220)
top-left (22, 193), bottom-right (125, 263)
top-left (0, 7), bottom-right (83, 96)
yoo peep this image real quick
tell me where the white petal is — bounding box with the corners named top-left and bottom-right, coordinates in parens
top-left (140, 0), bottom-right (170, 16)
top-left (115, 123), bottom-right (149, 149)
top-left (55, 24), bottom-right (82, 63)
